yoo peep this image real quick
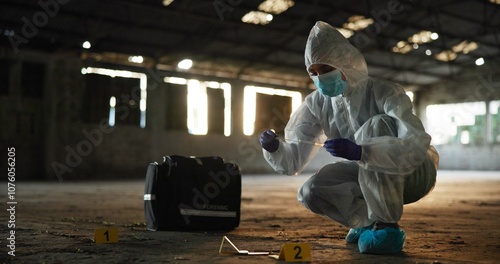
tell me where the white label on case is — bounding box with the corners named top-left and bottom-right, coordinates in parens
top-left (180, 208), bottom-right (237, 218)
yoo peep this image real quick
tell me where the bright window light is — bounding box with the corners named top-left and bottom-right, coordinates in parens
top-left (243, 87), bottom-right (257, 136)
top-left (258, 0), bottom-right (294, 14)
top-left (82, 67), bottom-right (148, 128)
top-left (242, 11), bottom-right (273, 25)
top-left (187, 80), bottom-right (208, 135)
top-left (109, 96), bottom-right (116, 127)
top-left (207, 81), bottom-right (220, 88)
top-left (243, 85), bottom-right (302, 136)
top-left (426, 102), bottom-right (486, 145)
top-left (490, 101), bottom-right (500, 115)
top-left (221, 83), bottom-right (232, 137)
top-left (178, 59), bottom-right (193, 70)
top-left (490, 101), bottom-right (500, 143)
top-left (460, 130), bottom-right (470, 144)
top-left (172, 78), bottom-right (232, 136)
top-left (406, 91), bottom-right (414, 102)
top-left (164, 77), bottom-right (187, 85)
top-left (140, 99), bottom-right (147, 128)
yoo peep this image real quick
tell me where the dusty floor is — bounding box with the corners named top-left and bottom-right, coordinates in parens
top-left (2, 170), bottom-right (500, 264)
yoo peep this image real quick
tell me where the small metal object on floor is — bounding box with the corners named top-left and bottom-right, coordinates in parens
top-left (219, 236), bottom-right (311, 262)
top-left (219, 236), bottom-right (269, 255)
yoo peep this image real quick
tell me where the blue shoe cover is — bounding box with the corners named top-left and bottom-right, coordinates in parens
top-left (345, 224), bottom-right (374, 244)
top-left (358, 227), bottom-right (405, 254)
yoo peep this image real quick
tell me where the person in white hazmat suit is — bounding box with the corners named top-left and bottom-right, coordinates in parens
top-left (260, 21), bottom-right (439, 254)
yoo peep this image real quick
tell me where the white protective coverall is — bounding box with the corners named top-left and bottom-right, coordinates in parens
top-left (263, 21), bottom-right (439, 228)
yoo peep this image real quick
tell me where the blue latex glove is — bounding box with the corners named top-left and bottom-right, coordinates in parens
top-left (260, 129), bottom-right (279, 152)
top-left (323, 138), bottom-right (362, 160)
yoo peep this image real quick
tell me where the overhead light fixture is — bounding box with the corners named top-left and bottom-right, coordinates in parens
top-left (128, 56), bottom-right (144, 63)
top-left (489, 0), bottom-right (500, 4)
top-left (242, 11), bottom-right (273, 25)
top-left (342, 15), bottom-right (374, 31)
top-left (162, 0), bottom-right (174, 6)
top-left (335, 15), bottom-right (373, 39)
top-left (407, 30), bottom-right (438, 44)
top-left (452, 40), bottom-right (478, 54)
top-left (475, 57), bottom-right (485, 66)
top-left (435, 50), bottom-right (458, 62)
top-left (425, 49), bottom-right (432, 56)
top-left (242, 0), bottom-right (289, 26)
top-left (258, 0), bottom-right (294, 14)
top-left (392, 30), bottom-right (439, 54)
top-left (82, 41), bottom-right (91, 49)
top-left (434, 40), bottom-right (479, 62)
top-left (177, 59), bottom-right (193, 70)
top-left (392, 41), bottom-right (413, 54)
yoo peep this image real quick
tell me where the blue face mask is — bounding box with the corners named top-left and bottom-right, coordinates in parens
top-left (311, 69), bottom-right (347, 97)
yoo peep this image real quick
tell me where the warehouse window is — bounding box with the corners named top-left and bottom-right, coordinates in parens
top-left (426, 102), bottom-right (487, 145)
top-left (490, 100), bottom-right (500, 143)
top-left (187, 79), bottom-right (208, 135)
top-left (164, 77), bottom-right (232, 136)
top-left (243, 86), bottom-right (302, 136)
top-left (81, 67), bottom-right (147, 128)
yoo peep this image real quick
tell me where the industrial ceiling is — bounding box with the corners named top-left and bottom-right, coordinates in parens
top-left (1, 0), bottom-right (499, 90)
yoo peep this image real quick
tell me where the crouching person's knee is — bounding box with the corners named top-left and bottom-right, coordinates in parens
top-left (297, 175), bottom-right (322, 214)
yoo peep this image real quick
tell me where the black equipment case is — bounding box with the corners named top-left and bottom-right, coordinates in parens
top-left (144, 155), bottom-right (241, 231)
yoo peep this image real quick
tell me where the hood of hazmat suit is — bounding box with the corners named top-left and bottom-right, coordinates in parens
top-left (263, 21), bottom-right (439, 176)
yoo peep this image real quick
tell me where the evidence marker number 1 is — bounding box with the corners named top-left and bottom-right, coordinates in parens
top-left (94, 227), bottom-right (119, 244)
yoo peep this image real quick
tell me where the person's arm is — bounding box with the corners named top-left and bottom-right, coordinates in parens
top-left (357, 81), bottom-right (431, 174)
top-left (262, 93), bottom-right (326, 175)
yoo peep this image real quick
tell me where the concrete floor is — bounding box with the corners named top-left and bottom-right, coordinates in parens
top-left (2, 170), bottom-right (500, 263)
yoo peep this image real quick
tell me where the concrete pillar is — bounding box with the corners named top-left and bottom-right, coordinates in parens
top-left (146, 70), bottom-right (168, 161)
top-left (9, 60), bottom-right (21, 97)
top-left (231, 80), bottom-right (246, 136)
top-left (44, 54), bottom-right (83, 181)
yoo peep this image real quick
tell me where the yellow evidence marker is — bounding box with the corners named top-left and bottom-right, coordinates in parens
top-left (269, 243), bottom-right (311, 262)
top-left (94, 227), bottom-right (119, 244)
